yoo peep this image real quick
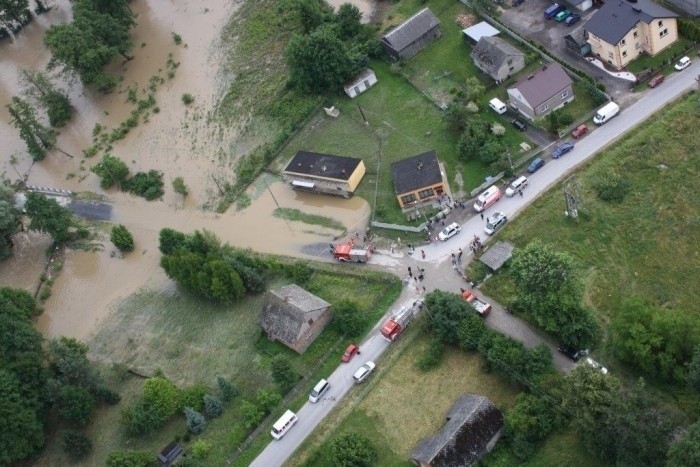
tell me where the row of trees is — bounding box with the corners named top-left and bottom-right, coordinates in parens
top-left (91, 154), bottom-right (165, 200)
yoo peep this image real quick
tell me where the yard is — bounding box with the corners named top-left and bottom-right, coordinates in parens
top-left (625, 37), bottom-right (693, 73)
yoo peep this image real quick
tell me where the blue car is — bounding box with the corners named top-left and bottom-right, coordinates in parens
top-left (527, 157), bottom-right (545, 173)
top-left (544, 3), bottom-right (564, 19)
top-left (565, 13), bottom-right (581, 26)
top-left (552, 142), bottom-right (574, 159)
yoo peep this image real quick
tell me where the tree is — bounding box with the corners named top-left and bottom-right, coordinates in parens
top-left (668, 421), bottom-right (700, 467)
top-left (506, 393), bottom-right (561, 461)
top-left (180, 384), bottom-right (207, 412)
top-left (271, 355), bottom-right (298, 393)
top-left (0, 184), bottom-right (20, 261)
top-left (142, 377), bottom-right (181, 418)
top-left (91, 154), bottom-right (129, 189)
top-left (172, 176), bottom-right (188, 196)
top-left (255, 388), bottom-right (282, 413)
top-left (105, 450), bottom-right (156, 467)
top-left (216, 375), bottom-right (237, 402)
top-left (158, 228), bottom-right (187, 255)
top-left (0, 0), bottom-right (29, 30)
top-left (86, 0), bottom-right (135, 28)
top-left (463, 76), bottom-right (485, 102)
top-left (0, 286), bottom-right (39, 318)
top-left (0, 370), bottom-right (45, 466)
top-left (46, 337), bottom-right (97, 388)
top-left (120, 399), bottom-right (167, 435)
top-left (62, 430), bottom-right (92, 458)
top-left (19, 69), bottom-right (73, 127)
top-left (333, 299), bottom-right (364, 336)
top-left (443, 102), bottom-right (470, 133)
top-left (424, 290), bottom-right (473, 345)
top-left (25, 192), bottom-right (72, 241)
top-left (184, 407), bottom-right (206, 435)
top-left (111, 225), bottom-right (134, 252)
top-left (73, 0), bottom-right (133, 60)
top-left (7, 96), bottom-right (55, 161)
top-left (335, 3), bottom-right (362, 39)
top-left (124, 170), bottom-right (164, 200)
top-left (203, 394), bottom-right (223, 418)
top-left (160, 252), bottom-right (246, 302)
top-left (688, 346), bottom-right (700, 392)
top-left (281, 0), bottom-right (333, 33)
top-left (240, 399), bottom-right (264, 429)
top-left (58, 385), bottom-right (95, 425)
top-left (330, 432), bottom-right (378, 467)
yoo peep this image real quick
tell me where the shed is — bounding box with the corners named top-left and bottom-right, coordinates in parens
top-left (382, 8), bottom-right (441, 60)
top-left (283, 151), bottom-right (366, 198)
top-left (564, 26), bottom-right (591, 56)
top-left (158, 442), bottom-right (184, 466)
top-left (344, 68), bottom-right (378, 98)
top-left (259, 285), bottom-right (332, 354)
top-left (391, 151), bottom-right (446, 209)
top-left (462, 21), bottom-right (500, 44)
top-left (479, 241), bottom-right (514, 271)
top-left (410, 394), bottom-right (503, 467)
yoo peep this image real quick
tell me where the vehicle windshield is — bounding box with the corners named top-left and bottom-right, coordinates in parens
top-left (310, 389), bottom-right (319, 397)
top-left (486, 221), bottom-right (495, 230)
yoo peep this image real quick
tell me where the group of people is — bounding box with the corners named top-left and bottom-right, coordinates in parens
top-left (469, 235), bottom-right (483, 253)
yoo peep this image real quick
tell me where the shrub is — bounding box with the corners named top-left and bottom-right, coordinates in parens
top-left (203, 394), bottom-right (223, 418)
top-left (255, 388), bottom-right (282, 413)
top-left (466, 260), bottom-right (488, 283)
top-left (466, 101), bottom-right (479, 113)
top-left (271, 355), bottom-right (298, 394)
top-left (184, 407), bottom-right (206, 435)
top-left (287, 262), bottom-right (313, 285)
top-left (91, 154), bottom-right (129, 189)
top-left (62, 430), bottom-right (92, 458)
top-left (240, 399), bottom-right (265, 429)
top-left (181, 384), bottom-right (207, 412)
top-left (330, 432), bottom-right (378, 467)
top-left (172, 33), bottom-right (182, 45)
top-left (159, 228), bottom-right (187, 255)
top-left (181, 93), bottom-right (194, 105)
top-left (172, 176), bottom-right (188, 196)
top-left (143, 376), bottom-right (182, 417)
top-left (59, 385), bottom-right (95, 426)
top-left (216, 375), bottom-right (237, 401)
top-left (111, 225), bottom-right (135, 252)
top-left (124, 170), bottom-right (165, 200)
top-left (121, 399), bottom-right (167, 435)
top-left (106, 450), bottom-right (157, 467)
top-left (94, 385), bottom-right (121, 405)
top-left (416, 335), bottom-right (445, 371)
top-left (191, 439), bottom-right (213, 459)
top-left (333, 300), bottom-right (364, 337)
top-left (590, 171), bottom-right (630, 202)
top-left (491, 123), bottom-right (506, 136)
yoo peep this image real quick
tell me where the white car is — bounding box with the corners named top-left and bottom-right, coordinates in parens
top-left (438, 222), bottom-right (461, 241)
top-left (308, 378), bottom-right (330, 403)
top-left (585, 357), bottom-right (608, 374)
top-left (353, 361), bottom-right (376, 383)
top-left (674, 56), bottom-right (691, 71)
top-left (484, 212), bottom-right (507, 236)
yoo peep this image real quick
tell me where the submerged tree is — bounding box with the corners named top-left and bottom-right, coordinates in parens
top-left (0, 184), bottom-right (20, 261)
top-left (6, 97), bottom-right (55, 161)
top-left (0, 0), bottom-right (30, 30)
top-left (25, 192), bottom-right (72, 241)
top-left (19, 69), bottom-right (73, 127)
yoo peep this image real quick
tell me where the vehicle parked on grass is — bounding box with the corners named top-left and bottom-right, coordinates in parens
top-left (484, 212), bottom-right (508, 235)
top-left (527, 157), bottom-right (545, 173)
top-left (571, 123), bottom-right (588, 138)
top-left (505, 175), bottom-right (529, 196)
top-left (341, 344), bottom-right (359, 363)
top-left (558, 345), bottom-right (589, 362)
top-left (552, 142), bottom-right (574, 159)
top-left (565, 13), bottom-right (580, 25)
top-left (473, 185), bottom-right (502, 212)
top-left (648, 74), bottom-right (665, 88)
top-left (460, 289), bottom-right (492, 317)
top-left (353, 361), bottom-right (375, 383)
top-left (488, 97), bottom-right (508, 115)
top-left (593, 102), bottom-right (620, 125)
top-left (674, 56), bottom-right (691, 71)
top-left (271, 410), bottom-right (298, 440)
top-left (308, 379), bottom-right (331, 403)
top-left (544, 3), bottom-right (564, 18)
top-left (554, 9), bottom-right (571, 21)
top-left (438, 222), bottom-right (461, 241)
top-left (380, 300), bottom-right (423, 341)
top-left (511, 118), bottom-right (527, 131)
top-left (585, 357), bottom-right (608, 374)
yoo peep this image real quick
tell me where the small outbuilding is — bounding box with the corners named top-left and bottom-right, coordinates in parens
top-left (462, 21), bottom-right (500, 44)
top-left (158, 442), bottom-right (184, 466)
top-left (479, 241), bottom-right (514, 272)
top-left (259, 284), bottom-right (332, 354)
top-left (391, 151), bottom-right (446, 209)
top-left (382, 8), bottom-right (441, 60)
top-left (283, 151), bottom-right (366, 198)
top-left (344, 68), bottom-right (378, 98)
top-left (410, 394), bottom-right (504, 467)
top-left (471, 36), bottom-right (525, 83)
top-left (564, 26), bottom-right (592, 56)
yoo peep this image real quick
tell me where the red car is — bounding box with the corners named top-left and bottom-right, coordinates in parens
top-left (341, 344), bottom-right (359, 363)
top-left (648, 74), bottom-right (665, 88)
top-left (571, 124), bottom-right (588, 138)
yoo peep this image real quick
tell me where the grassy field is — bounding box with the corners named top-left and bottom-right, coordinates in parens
top-left (625, 38), bottom-right (693, 73)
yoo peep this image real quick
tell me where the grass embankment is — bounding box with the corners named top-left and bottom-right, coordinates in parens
top-left (273, 208), bottom-right (346, 232)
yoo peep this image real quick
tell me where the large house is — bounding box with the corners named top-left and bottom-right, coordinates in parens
top-left (585, 0), bottom-right (679, 70)
top-left (259, 285), bottom-right (332, 354)
top-left (283, 151), bottom-right (366, 198)
top-left (410, 394), bottom-right (504, 467)
top-left (471, 36), bottom-right (525, 83)
top-left (390, 151), bottom-right (446, 209)
top-left (381, 8), bottom-right (441, 60)
top-left (507, 63), bottom-right (574, 121)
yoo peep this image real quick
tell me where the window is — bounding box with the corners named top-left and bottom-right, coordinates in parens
top-left (608, 52), bottom-right (614, 59)
top-left (418, 188), bottom-right (434, 199)
top-left (363, 80), bottom-right (370, 87)
top-left (660, 29), bottom-right (668, 38)
top-left (658, 20), bottom-right (663, 27)
top-left (401, 194), bottom-right (416, 204)
top-left (507, 58), bottom-right (513, 65)
top-left (635, 42), bottom-right (640, 49)
top-left (308, 318), bottom-right (314, 325)
top-left (561, 90), bottom-right (569, 99)
top-left (633, 31), bottom-right (638, 38)
top-left (622, 51), bottom-right (627, 58)
top-left (540, 103), bottom-right (549, 112)
top-left (620, 39), bottom-right (626, 46)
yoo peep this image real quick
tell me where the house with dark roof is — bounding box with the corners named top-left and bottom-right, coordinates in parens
top-left (585, 0), bottom-right (678, 70)
top-left (283, 151), bottom-right (366, 198)
top-left (259, 285), bottom-right (332, 354)
top-left (391, 151), bottom-right (445, 209)
top-left (506, 63), bottom-right (574, 121)
top-left (470, 37), bottom-right (525, 83)
top-left (382, 8), bottom-right (441, 60)
top-left (410, 394), bottom-right (504, 467)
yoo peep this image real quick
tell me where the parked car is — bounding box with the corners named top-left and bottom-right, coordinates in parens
top-left (505, 175), bottom-right (528, 196)
top-left (558, 345), bottom-right (588, 362)
top-left (648, 73), bottom-right (665, 88)
top-left (341, 344), bottom-right (359, 363)
top-left (308, 379), bottom-right (331, 403)
top-left (552, 142), bottom-right (574, 159)
top-left (511, 118), bottom-right (527, 131)
top-left (438, 222), bottom-right (461, 241)
top-left (565, 13), bottom-right (580, 26)
top-left (585, 357), bottom-right (608, 374)
top-left (554, 9), bottom-right (571, 21)
top-left (527, 157), bottom-right (545, 173)
top-left (353, 361), bottom-right (375, 384)
top-left (544, 3), bottom-right (564, 19)
top-left (674, 56), bottom-right (691, 71)
top-left (571, 123), bottom-right (588, 138)
top-left (484, 212), bottom-right (508, 235)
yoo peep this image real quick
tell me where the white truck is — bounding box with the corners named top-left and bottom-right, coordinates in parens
top-left (593, 102), bottom-right (620, 125)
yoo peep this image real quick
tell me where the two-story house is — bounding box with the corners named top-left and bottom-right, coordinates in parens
top-left (585, 0), bottom-right (679, 70)
top-left (507, 63), bottom-right (574, 121)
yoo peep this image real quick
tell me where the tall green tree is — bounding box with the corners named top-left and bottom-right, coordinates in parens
top-left (7, 96), bottom-right (55, 161)
top-left (0, 370), bottom-right (45, 466)
top-left (335, 3), bottom-right (362, 39)
top-left (424, 290), bottom-right (473, 345)
top-left (83, 0), bottom-right (135, 28)
top-left (280, 0), bottom-right (333, 33)
top-left (0, 0), bottom-right (29, 30)
top-left (73, 3), bottom-right (133, 60)
top-left (0, 184), bottom-right (20, 261)
top-left (91, 154), bottom-right (130, 189)
top-left (24, 192), bottom-right (72, 241)
top-left (19, 69), bottom-right (73, 127)
top-left (668, 421), bottom-right (700, 467)
top-left (330, 432), bottom-right (377, 467)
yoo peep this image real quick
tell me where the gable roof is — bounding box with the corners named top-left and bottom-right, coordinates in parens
top-left (284, 151), bottom-right (362, 181)
top-left (344, 68), bottom-right (376, 89)
top-left (462, 21), bottom-right (500, 42)
top-left (585, 0), bottom-right (678, 45)
top-left (382, 8), bottom-right (440, 52)
top-left (411, 394), bottom-right (503, 465)
top-left (390, 151), bottom-right (442, 195)
top-left (509, 63), bottom-right (572, 108)
top-left (259, 285), bottom-right (331, 345)
top-left (479, 241), bottom-right (514, 271)
top-left (471, 37), bottom-right (524, 75)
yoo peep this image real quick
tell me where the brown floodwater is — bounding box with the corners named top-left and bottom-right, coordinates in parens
top-left (0, 231), bottom-right (52, 293)
top-left (1, 0), bottom-right (372, 340)
top-left (326, 0), bottom-right (375, 23)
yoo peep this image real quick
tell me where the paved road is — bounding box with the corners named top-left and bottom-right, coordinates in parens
top-left (251, 64), bottom-right (700, 467)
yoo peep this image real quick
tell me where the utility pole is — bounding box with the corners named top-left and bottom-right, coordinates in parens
top-left (357, 104), bottom-right (368, 125)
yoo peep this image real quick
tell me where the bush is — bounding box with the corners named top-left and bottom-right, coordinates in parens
top-left (330, 432), bottom-right (378, 467)
top-left (44, 91), bottom-right (73, 127)
top-left (91, 154), bottom-right (129, 189)
top-left (240, 399), bottom-right (265, 429)
top-left (124, 170), bottom-right (165, 200)
top-left (159, 228), bottom-right (187, 255)
top-left (106, 450), bottom-right (157, 467)
top-left (172, 176), bottom-right (188, 196)
top-left (94, 385), bottom-right (121, 405)
top-left (491, 123), bottom-right (506, 136)
top-left (143, 376), bottom-right (182, 417)
top-left (466, 260), bottom-right (488, 283)
top-left (62, 430), bottom-right (92, 458)
top-left (416, 335), bottom-right (445, 371)
top-left (203, 394), bottom-right (223, 418)
top-left (271, 355), bottom-right (298, 394)
top-left (287, 262), bottom-right (313, 285)
top-left (333, 300), bottom-right (364, 337)
top-left (111, 225), bottom-right (135, 252)
top-left (216, 375), bottom-right (237, 401)
top-left (121, 399), bottom-right (167, 435)
top-left (181, 384), bottom-right (207, 412)
top-left (181, 93), bottom-right (194, 105)
top-left (59, 385), bottom-right (95, 425)
top-left (590, 171), bottom-right (630, 202)
top-left (184, 407), bottom-right (206, 435)
top-left (191, 439), bottom-right (213, 459)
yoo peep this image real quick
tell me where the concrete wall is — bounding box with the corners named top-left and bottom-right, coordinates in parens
top-left (396, 181), bottom-right (446, 208)
top-left (291, 307), bottom-right (332, 354)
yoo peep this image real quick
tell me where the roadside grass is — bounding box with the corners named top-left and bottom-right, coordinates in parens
top-left (273, 208), bottom-right (346, 232)
top-left (625, 37), bottom-right (693, 73)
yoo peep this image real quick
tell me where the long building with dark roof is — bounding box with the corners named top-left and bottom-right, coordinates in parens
top-left (283, 151), bottom-right (366, 198)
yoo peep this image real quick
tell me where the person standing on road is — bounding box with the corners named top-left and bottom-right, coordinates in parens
top-left (480, 212), bottom-right (484, 220)
top-left (519, 191), bottom-right (524, 198)
top-left (421, 249), bottom-right (426, 259)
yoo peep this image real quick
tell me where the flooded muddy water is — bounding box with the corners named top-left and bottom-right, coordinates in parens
top-left (326, 0), bottom-right (375, 23)
top-left (0, 231), bottom-right (52, 293)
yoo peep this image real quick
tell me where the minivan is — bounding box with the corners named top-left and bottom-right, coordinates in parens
top-left (473, 185), bottom-right (502, 212)
top-left (488, 98), bottom-right (507, 115)
top-left (309, 379), bottom-right (330, 403)
top-left (544, 3), bottom-right (564, 18)
top-left (505, 176), bottom-right (528, 196)
top-left (270, 410), bottom-right (298, 440)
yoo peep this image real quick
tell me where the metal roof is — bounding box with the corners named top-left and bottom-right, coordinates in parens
top-left (479, 241), bottom-right (514, 271)
top-left (585, 0), bottom-right (678, 45)
top-left (462, 21), bottom-right (500, 42)
top-left (382, 8), bottom-right (440, 52)
top-left (509, 62), bottom-right (573, 109)
top-left (284, 151), bottom-right (363, 181)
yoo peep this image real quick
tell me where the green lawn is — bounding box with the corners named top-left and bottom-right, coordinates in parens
top-left (625, 38), bottom-right (693, 73)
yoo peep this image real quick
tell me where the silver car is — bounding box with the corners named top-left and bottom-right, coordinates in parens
top-left (353, 361), bottom-right (376, 384)
top-left (484, 212), bottom-right (507, 235)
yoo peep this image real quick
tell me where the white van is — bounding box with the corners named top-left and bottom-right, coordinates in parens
top-left (488, 98), bottom-right (507, 115)
top-left (505, 176), bottom-right (528, 197)
top-left (308, 379), bottom-right (330, 403)
top-left (592, 102), bottom-right (620, 125)
top-left (473, 185), bottom-right (502, 212)
top-left (270, 410), bottom-right (298, 440)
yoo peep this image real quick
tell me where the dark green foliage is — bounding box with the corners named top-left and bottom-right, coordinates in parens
top-left (0, 370), bottom-right (45, 466)
top-left (0, 286), bottom-right (38, 318)
top-left (332, 299), bottom-right (364, 337)
top-left (416, 335), bottom-right (445, 371)
top-left (62, 430), bottom-right (92, 458)
top-left (216, 375), bottom-right (237, 402)
top-left (287, 262), bottom-right (313, 285)
top-left (255, 388), bottom-right (283, 413)
top-left (545, 109), bottom-right (574, 133)
top-left (181, 93), bottom-right (194, 105)
top-left (203, 394), bottom-right (223, 418)
top-left (590, 170), bottom-right (630, 202)
top-left (25, 192), bottom-right (72, 241)
top-left (19, 70), bottom-right (73, 127)
top-left (158, 228), bottom-right (187, 255)
top-left (443, 102), bottom-right (470, 133)
top-left (58, 385), bottom-right (95, 425)
top-left (142, 376), bottom-right (181, 418)
top-left (172, 176), bottom-right (188, 196)
top-left (91, 154), bottom-right (129, 189)
top-left (679, 18), bottom-right (700, 41)
top-left (0, 184), bottom-right (20, 261)
top-left (240, 399), bottom-right (264, 429)
top-left (7, 96), bottom-right (55, 161)
top-left (184, 407), bottom-right (206, 435)
top-left (271, 355), bottom-right (298, 393)
top-left (181, 384), bottom-right (207, 412)
top-left (335, 3), bottom-right (362, 39)
top-left (611, 299), bottom-right (699, 381)
top-left (94, 385), bottom-right (121, 404)
top-left (424, 290), bottom-right (473, 345)
top-left (688, 346), bottom-right (700, 393)
top-left (457, 116), bottom-right (505, 166)
top-left (330, 431), bottom-right (378, 467)
top-left (0, 0), bottom-right (30, 27)
top-left (46, 337), bottom-right (97, 388)
top-left (226, 257), bottom-right (266, 294)
top-left (106, 450), bottom-right (157, 467)
top-left (668, 421), bottom-right (700, 467)
top-left (111, 224), bottom-right (135, 252)
top-left (124, 170), bottom-right (165, 200)
top-left (280, 0), bottom-right (333, 34)
top-left (121, 399), bottom-right (167, 435)
top-left (455, 312), bottom-right (487, 351)
top-left (506, 393), bottom-right (562, 461)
